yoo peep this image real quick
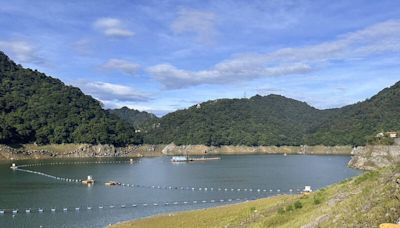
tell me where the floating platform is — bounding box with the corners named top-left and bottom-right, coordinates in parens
top-left (191, 157), bottom-right (221, 161)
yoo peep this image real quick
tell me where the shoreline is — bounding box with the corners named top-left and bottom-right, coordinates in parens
top-left (108, 165), bottom-right (400, 228)
top-left (0, 143), bottom-right (353, 161)
top-left (1, 143), bottom-right (398, 171)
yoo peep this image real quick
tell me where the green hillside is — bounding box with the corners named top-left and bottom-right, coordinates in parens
top-left (109, 107), bottom-right (158, 129)
top-left (144, 95), bottom-right (336, 146)
top-left (0, 51), bottom-right (141, 145)
top-left (306, 81), bottom-right (400, 145)
top-left (144, 83), bottom-right (400, 146)
top-left (1, 50), bottom-right (399, 147)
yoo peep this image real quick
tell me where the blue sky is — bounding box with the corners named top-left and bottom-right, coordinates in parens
top-left (1, 0), bottom-right (400, 116)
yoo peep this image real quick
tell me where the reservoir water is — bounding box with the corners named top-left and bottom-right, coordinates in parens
top-left (0, 155), bottom-right (360, 227)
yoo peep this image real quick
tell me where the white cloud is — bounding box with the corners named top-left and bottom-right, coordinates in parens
top-left (77, 81), bottom-right (150, 102)
top-left (102, 59), bottom-right (140, 75)
top-left (94, 17), bottom-right (134, 38)
top-left (0, 40), bottom-right (43, 64)
top-left (148, 20), bottom-right (400, 89)
top-left (147, 63), bottom-right (311, 89)
top-left (171, 9), bottom-right (216, 44)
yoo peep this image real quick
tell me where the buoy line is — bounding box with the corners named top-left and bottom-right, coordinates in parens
top-left (12, 162), bottom-right (304, 194)
top-left (0, 196), bottom-right (261, 215)
top-left (115, 182), bottom-right (302, 194)
top-left (17, 160), bottom-right (131, 168)
top-left (14, 168), bottom-right (83, 183)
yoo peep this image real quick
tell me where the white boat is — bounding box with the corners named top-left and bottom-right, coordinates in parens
top-left (171, 156), bottom-right (189, 162)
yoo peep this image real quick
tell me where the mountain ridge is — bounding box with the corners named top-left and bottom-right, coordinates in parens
top-left (1, 51), bottom-right (399, 146)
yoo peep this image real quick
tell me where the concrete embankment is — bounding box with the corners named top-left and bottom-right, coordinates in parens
top-left (0, 143), bottom-right (353, 161)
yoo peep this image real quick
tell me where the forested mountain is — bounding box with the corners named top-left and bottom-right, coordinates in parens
top-left (0, 51), bottom-right (141, 145)
top-left (143, 95), bottom-right (337, 146)
top-left (1, 51), bottom-right (399, 147)
top-left (306, 81), bottom-right (400, 146)
top-left (109, 107), bottom-right (158, 129)
top-left (144, 82), bottom-right (400, 146)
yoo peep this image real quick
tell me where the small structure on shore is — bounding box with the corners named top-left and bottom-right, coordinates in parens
top-left (386, 131), bottom-right (398, 138)
top-left (10, 163), bottom-right (17, 170)
top-left (82, 175), bottom-right (94, 185)
top-left (376, 131), bottom-right (398, 138)
top-left (302, 186), bottom-right (312, 195)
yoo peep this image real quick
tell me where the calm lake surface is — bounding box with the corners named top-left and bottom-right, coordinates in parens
top-left (0, 155), bottom-right (360, 227)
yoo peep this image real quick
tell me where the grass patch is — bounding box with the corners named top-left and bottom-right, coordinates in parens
top-left (353, 170), bottom-right (379, 185)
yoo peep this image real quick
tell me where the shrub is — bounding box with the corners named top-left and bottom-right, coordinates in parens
top-left (277, 207), bottom-right (285, 214)
top-left (313, 197), bottom-right (321, 205)
top-left (294, 201), bottom-right (303, 209)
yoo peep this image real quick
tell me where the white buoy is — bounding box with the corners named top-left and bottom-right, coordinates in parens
top-left (10, 163), bottom-right (17, 170)
top-left (130, 158), bottom-right (134, 164)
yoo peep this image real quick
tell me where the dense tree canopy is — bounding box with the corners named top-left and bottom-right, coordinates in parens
top-left (142, 83), bottom-right (400, 146)
top-left (0, 51), bottom-right (141, 145)
top-left (109, 107), bottom-right (158, 129)
top-left (1, 51), bottom-right (399, 147)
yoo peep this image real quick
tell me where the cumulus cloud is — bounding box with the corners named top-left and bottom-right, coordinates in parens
top-left (0, 40), bottom-right (44, 64)
top-left (94, 17), bottom-right (134, 38)
top-left (148, 20), bottom-right (400, 89)
top-left (171, 9), bottom-right (216, 44)
top-left (77, 81), bottom-right (150, 102)
top-left (102, 59), bottom-right (140, 75)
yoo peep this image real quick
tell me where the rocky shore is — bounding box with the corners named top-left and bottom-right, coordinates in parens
top-left (1, 143), bottom-right (399, 171)
top-left (348, 145), bottom-right (400, 170)
top-left (0, 144), bottom-right (164, 160)
top-left (0, 143), bottom-right (353, 161)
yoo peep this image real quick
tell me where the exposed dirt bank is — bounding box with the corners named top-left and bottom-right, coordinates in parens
top-left (0, 144), bottom-right (354, 161)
